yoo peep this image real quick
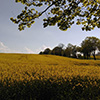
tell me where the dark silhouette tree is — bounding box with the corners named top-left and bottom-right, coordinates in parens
top-left (81, 36), bottom-right (100, 60)
top-left (11, 0), bottom-right (100, 31)
top-left (43, 48), bottom-right (51, 54)
top-left (51, 43), bottom-right (65, 56)
top-left (39, 51), bottom-right (43, 54)
top-left (71, 45), bottom-right (78, 58)
top-left (97, 40), bottom-right (100, 50)
top-left (64, 47), bottom-right (72, 57)
top-left (51, 47), bottom-right (63, 56)
top-left (58, 43), bottom-right (65, 49)
top-left (64, 43), bottom-right (78, 58)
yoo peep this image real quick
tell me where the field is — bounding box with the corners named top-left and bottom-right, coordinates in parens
top-left (0, 53), bottom-right (100, 100)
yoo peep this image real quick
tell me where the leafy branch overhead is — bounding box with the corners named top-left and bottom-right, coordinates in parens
top-left (11, 0), bottom-right (100, 31)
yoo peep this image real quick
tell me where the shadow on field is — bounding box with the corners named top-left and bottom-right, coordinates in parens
top-left (0, 77), bottom-right (100, 100)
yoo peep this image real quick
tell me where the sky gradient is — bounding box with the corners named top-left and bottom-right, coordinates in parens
top-left (0, 0), bottom-right (100, 54)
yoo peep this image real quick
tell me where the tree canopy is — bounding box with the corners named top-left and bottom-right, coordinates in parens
top-left (11, 0), bottom-right (100, 31)
top-left (80, 36), bottom-right (100, 59)
top-left (40, 36), bottom-right (100, 60)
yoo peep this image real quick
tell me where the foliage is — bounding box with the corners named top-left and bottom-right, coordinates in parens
top-left (66, 43), bottom-right (78, 58)
top-left (41, 43), bottom-right (78, 58)
top-left (40, 36), bottom-right (100, 60)
top-left (81, 36), bottom-right (100, 60)
top-left (42, 48), bottom-right (51, 54)
top-left (64, 46), bottom-right (72, 57)
top-left (1, 53), bottom-right (100, 99)
top-left (11, 0), bottom-right (100, 31)
top-left (51, 45), bottom-right (64, 56)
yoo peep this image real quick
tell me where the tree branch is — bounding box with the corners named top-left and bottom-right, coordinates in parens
top-left (39, 2), bottom-right (55, 17)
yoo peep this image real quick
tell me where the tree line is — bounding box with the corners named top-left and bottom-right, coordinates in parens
top-left (39, 36), bottom-right (100, 60)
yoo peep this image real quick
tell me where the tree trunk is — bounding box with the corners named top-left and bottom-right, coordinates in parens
top-left (86, 53), bottom-right (88, 59)
top-left (93, 51), bottom-right (96, 60)
top-left (84, 54), bottom-right (86, 59)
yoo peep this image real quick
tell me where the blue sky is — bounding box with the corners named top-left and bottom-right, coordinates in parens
top-left (0, 0), bottom-right (100, 54)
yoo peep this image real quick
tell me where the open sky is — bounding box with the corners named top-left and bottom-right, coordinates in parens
top-left (0, 0), bottom-right (100, 54)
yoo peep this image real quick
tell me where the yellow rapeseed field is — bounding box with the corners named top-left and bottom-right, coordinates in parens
top-left (0, 53), bottom-right (100, 83)
top-left (0, 53), bottom-right (100, 100)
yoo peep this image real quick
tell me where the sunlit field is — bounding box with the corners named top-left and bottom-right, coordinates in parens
top-left (90, 55), bottom-right (100, 60)
top-left (0, 53), bottom-right (100, 100)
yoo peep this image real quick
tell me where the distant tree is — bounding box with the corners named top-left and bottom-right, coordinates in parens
top-left (51, 46), bottom-right (64, 56)
top-left (39, 51), bottom-right (43, 54)
top-left (64, 43), bottom-right (78, 58)
top-left (43, 48), bottom-right (51, 54)
top-left (77, 45), bottom-right (89, 59)
top-left (76, 46), bottom-right (83, 58)
top-left (51, 44), bottom-right (65, 56)
top-left (64, 43), bottom-right (72, 57)
top-left (58, 43), bottom-right (65, 49)
top-left (11, 0), bottom-right (100, 31)
top-left (71, 45), bottom-right (78, 58)
top-left (39, 37), bottom-right (100, 60)
top-left (76, 46), bottom-right (82, 53)
top-left (97, 40), bottom-right (100, 51)
top-left (64, 47), bottom-right (71, 57)
top-left (58, 43), bottom-right (65, 56)
top-left (81, 36), bottom-right (100, 60)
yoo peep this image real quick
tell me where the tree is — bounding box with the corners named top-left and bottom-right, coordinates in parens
top-left (11, 0), bottom-right (100, 31)
top-left (64, 47), bottom-right (72, 57)
top-left (64, 43), bottom-right (78, 58)
top-left (80, 42), bottom-right (90, 59)
top-left (39, 51), bottom-right (43, 54)
top-left (71, 45), bottom-right (78, 58)
top-left (97, 40), bottom-right (100, 51)
top-left (51, 43), bottom-right (65, 56)
top-left (43, 48), bottom-right (51, 54)
top-left (58, 43), bottom-right (65, 49)
top-left (51, 47), bottom-right (63, 56)
top-left (76, 46), bottom-right (83, 58)
top-left (81, 36), bottom-right (100, 60)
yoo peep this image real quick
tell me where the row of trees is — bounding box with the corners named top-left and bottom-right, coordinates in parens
top-left (39, 36), bottom-right (100, 60)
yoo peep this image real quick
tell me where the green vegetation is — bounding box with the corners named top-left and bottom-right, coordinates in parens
top-left (40, 36), bottom-right (100, 60)
top-left (11, 0), bottom-right (100, 31)
top-left (0, 53), bottom-right (100, 100)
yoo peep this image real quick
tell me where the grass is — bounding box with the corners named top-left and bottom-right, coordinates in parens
top-left (0, 53), bottom-right (100, 100)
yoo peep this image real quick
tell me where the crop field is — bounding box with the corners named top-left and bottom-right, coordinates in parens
top-left (90, 56), bottom-right (100, 60)
top-left (0, 53), bottom-right (100, 100)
